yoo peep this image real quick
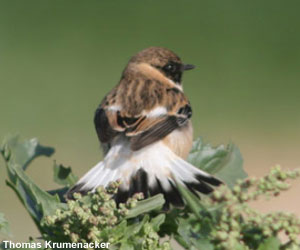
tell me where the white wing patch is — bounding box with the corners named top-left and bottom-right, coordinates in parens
top-left (145, 106), bottom-right (167, 117)
top-left (107, 105), bottom-right (122, 111)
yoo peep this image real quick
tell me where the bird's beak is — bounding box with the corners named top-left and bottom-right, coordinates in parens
top-left (183, 64), bottom-right (195, 71)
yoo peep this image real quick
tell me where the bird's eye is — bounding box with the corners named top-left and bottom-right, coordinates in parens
top-left (164, 63), bottom-right (176, 73)
top-left (166, 64), bottom-right (174, 71)
top-left (159, 61), bottom-right (183, 83)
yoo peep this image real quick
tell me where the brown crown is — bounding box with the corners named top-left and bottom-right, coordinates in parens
top-left (128, 47), bottom-right (182, 68)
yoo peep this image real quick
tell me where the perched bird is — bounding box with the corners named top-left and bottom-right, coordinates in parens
top-left (67, 47), bottom-right (222, 208)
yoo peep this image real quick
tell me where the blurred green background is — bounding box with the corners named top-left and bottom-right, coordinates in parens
top-left (0, 0), bottom-right (299, 241)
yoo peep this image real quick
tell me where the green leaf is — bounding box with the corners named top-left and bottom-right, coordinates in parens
top-left (1, 135), bottom-right (54, 171)
top-left (125, 215), bottom-right (149, 238)
top-left (176, 182), bottom-right (205, 219)
top-left (111, 220), bottom-right (127, 241)
top-left (158, 209), bottom-right (181, 236)
top-left (188, 137), bottom-right (247, 188)
top-left (119, 242), bottom-right (135, 250)
top-left (174, 234), bottom-right (190, 249)
top-left (0, 136), bottom-right (66, 234)
top-left (176, 215), bottom-right (214, 250)
top-left (53, 163), bottom-right (78, 187)
top-left (176, 217), bottom-right (195, 247)
top-left (126, 194), bottom-right (165, 219)
top-left (149, 214), bottom-right (166, 232)
top-left (0, 212), bottom-right (11, 237)
top-left (7, 165), bottom-right (66, 222)
top-left (257, 237), bottom-right (281, 250)
top-left (190, 239), bottom-right (214, 250)
top-left (233, 243), bottom-right (249, 250)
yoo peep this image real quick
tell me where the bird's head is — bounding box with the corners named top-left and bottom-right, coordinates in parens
top-left (125, 47), bottom-right (195, 85)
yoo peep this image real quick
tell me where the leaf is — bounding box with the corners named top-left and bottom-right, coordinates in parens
top-left (0, 136), bottom-right (66, 234)
top-left (1, 135), bottom-right (54, 171)
top-left (158, 209), bottom-right (181, 236)
top-left (125, 215), bottom-right (149, 238)
top-left (257, 237), bottom-right (281, 250)
top-left (188, 137), bottom-right (247, 188)
top-left (190, 239), bottom-right (214, 250)
top-left (176, 215), bottom-right (214, 250)
top-left (7, 165), bottom-right (66, 222)
top-left (53, 163), bottom-right (78, 187)
top-left (111, 220), bottom-right (127, 241)
top-left (47, 187), bottom-right (68, 202)
top-left (149, 214), bottom-right (166, 232)
top-left (174, 234), bottom-right (190, 249)
top-left (0, 212), bottom-right (11, 237)
top-left (176, 217), bottom-right (195, 247)
top-left (126, 194), bottom-right (165, 219)
top-left (176, 182), bottom-right (207, 220)
top-left (233, 243), bottom-right (249, 250)
top-left (119, 242), bottom-right (135, 250)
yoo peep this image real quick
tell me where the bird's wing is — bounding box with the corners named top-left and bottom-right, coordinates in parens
top-left (94, 78), bottom-right (192, 150)
top-left (128, 104), bottom-right (192, 150)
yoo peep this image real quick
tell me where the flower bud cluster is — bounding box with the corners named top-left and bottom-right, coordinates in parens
top-left (42, 181), bottom-right (170, 249)
top-left (43, 182), bottom-right (140, 245)
top-left (141, 223), bottom-right (170, 250)
top-left (207, 166), bottom-right (300, 250)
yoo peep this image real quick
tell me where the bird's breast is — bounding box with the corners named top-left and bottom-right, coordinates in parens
top-left (162, 121), bottom-right (193, 159)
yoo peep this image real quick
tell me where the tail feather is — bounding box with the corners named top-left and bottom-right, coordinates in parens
top-left (81, 162), bottom-right (104, 191)
top-left (66, 140), bottom-right (222, 207)
top-left (184, 181), bottom-right (213, 194)
top-left (129, 168), bottom-right (149, 198)
top-left (167, 180), bottom-right (185, 207)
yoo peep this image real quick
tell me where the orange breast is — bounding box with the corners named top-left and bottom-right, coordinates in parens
top-left (162, 121), bottom-right (193, 159)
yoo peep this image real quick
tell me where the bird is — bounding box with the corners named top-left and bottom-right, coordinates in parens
top-left (66, 47), bottom-right (222, 208)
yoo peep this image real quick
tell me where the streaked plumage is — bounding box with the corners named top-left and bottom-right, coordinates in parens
top-left (67, 47), bottom-right (222, 208)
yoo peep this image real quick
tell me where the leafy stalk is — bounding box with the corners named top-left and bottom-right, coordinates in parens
top-left (1, 135), bottom-right (299, 250)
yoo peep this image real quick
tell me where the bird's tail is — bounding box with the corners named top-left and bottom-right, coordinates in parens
top-left (66, 140), bottom-right (222, 208)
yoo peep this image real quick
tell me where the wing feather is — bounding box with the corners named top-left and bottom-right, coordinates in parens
top-left (94, 108), bottom-right (119, 143)
top-left (130, 116), bottom-right (178, 151)
top-left (94, 78), bottom-right (192, 150)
